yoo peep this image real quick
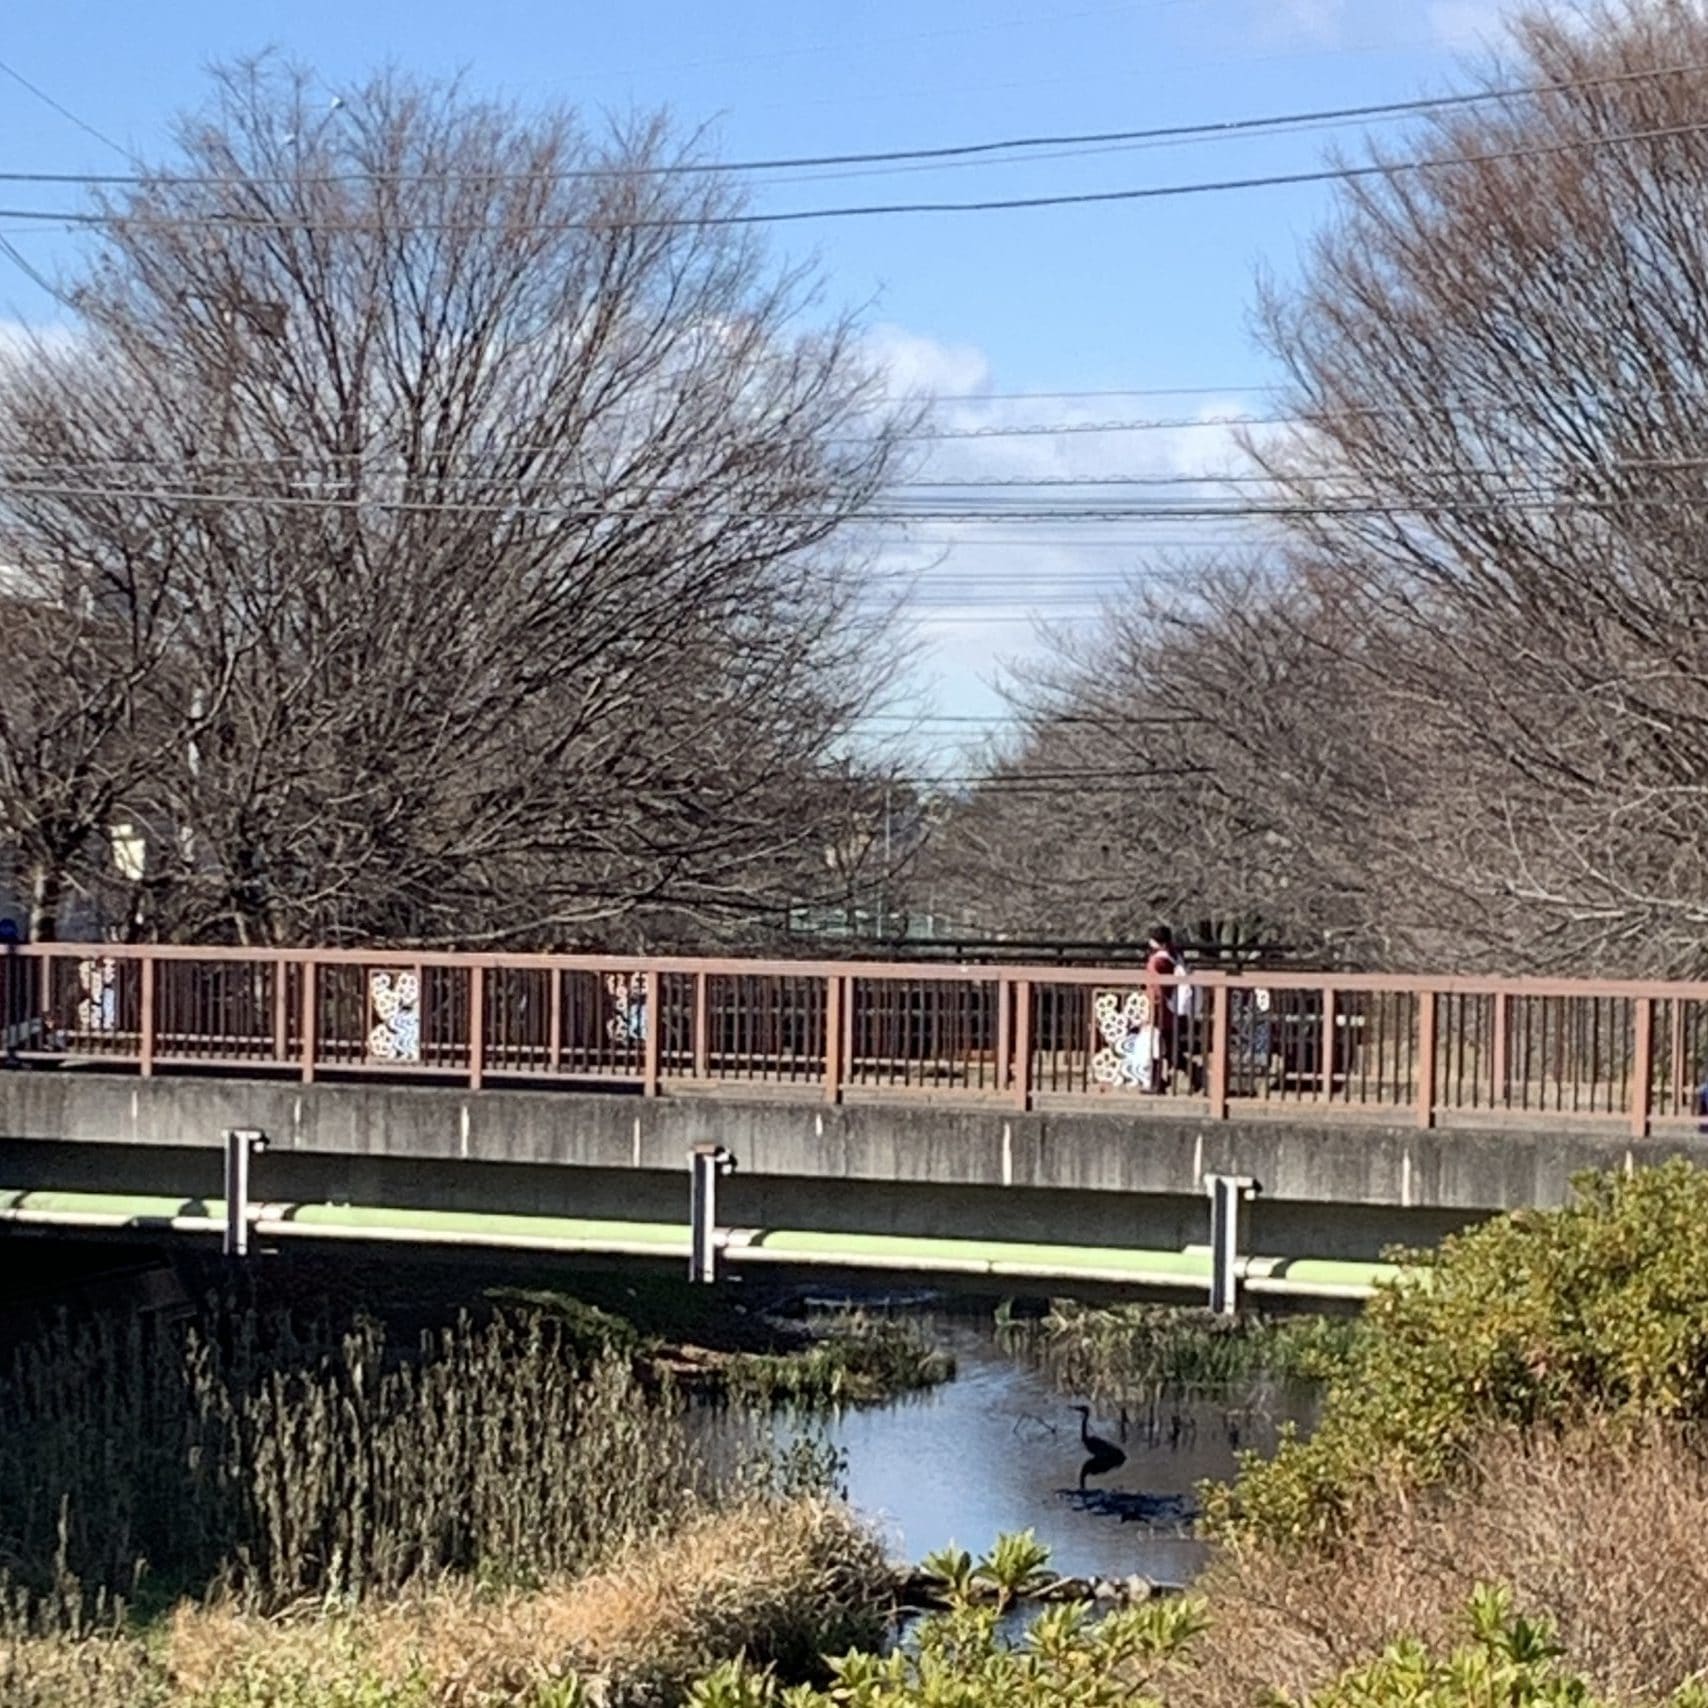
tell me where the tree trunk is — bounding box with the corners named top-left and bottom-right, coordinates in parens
top-left (27, 861), bottom-right (63, 943)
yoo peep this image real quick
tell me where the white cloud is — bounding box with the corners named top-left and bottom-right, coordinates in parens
top-left (1262, 0), bottom-right (1530, 51)
top-left (864, 323), bottom-right (991, 400)
top-left (1271, 0), bottom-right (1352, 46)
top-left (0, 318), bottom-right (82, 372)
top-left (859, 327), bottom-right (1273, 744)
top-left (1426, 0), bottom-right (1524, 50)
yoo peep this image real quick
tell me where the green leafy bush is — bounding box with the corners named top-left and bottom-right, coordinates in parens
top-left (1291, 1586), bottom-right (1707, 1708)
top-left (1207, 1160), bottom-right (1708, 1546)
top-left (687, 1536), bottom-right (1210, 1707)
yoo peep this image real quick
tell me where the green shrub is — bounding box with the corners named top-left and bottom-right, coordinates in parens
top-left (1208, 1160), bottom-right (1708, 1546)
top-left (688, 1535), bottom-right (1209, 1707)
top-left (1292, 1586), bottom-right (1707, 1708)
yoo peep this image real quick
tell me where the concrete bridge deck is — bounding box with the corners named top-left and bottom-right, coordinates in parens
top-left (4, 944), bottom-right (1707, 1302)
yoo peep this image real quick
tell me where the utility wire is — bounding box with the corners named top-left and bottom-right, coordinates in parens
top-left (0, 57), bottom-right (138, 166)
top-left (898, 384), bottom-right (1276, 402)
top-left (11, 59), bottom-right (1707, 189)
top-left (6, 473), bottom-right (1708, 522)
top-left (17, 442), bottom-right (1707, 486)
top-left (0, 394), bottom-right (1530, 460)
top-left (5, 113), bottom-right (1708, 231)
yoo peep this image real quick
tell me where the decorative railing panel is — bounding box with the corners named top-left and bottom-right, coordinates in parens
top-left (4, 944), bottom-right (1707, 1135)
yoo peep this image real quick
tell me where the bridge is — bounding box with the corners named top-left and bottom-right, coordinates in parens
top-left (3, 942), bottom-right (1706, 1309)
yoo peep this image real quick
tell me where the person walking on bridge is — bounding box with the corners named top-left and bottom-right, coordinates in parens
top-left (1144, 925), bottom-right (1179, 1094)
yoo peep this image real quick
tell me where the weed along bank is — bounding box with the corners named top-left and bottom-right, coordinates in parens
top-left (10, 1160), bottom-right (1708, 1704)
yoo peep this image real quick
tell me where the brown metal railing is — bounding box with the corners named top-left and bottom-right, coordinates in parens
top-left (5, 944), bottom-right (1708, 1135)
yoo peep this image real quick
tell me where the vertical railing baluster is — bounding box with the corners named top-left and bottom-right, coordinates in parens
top-left (1416, 989), bottom-right (1437, 1129)
top-left (1672, 997), bottom-right (1687, 1119)
top-left (643, 966), bottom-right (660, 1097)
top-left (1632, 996), bottom-right (1653, 1139)
top-left (1209, 982), bottom-right (1230, 1119)
top-left (138, 952), bottom-right (155, 1076)
top-left (693, 970), bottom-right (709, 1079)
top-left (1491, 989), bottom-right (1508, 1109)
top-left (468, 964), bottom-right (486, 1090)
top-left (300, 959), bottom-right (317, 1084)
top-left (273, 960), bottom-right (288, 1065)
top-left (1320, 983), bottom-right (1336, 1102)
top-left (1012, 979), bottom-right (1033, 1112)
top-left (996, 977), bottom-right (1012, 1095)
top-left (825, 974), bottom-right (844, 1105)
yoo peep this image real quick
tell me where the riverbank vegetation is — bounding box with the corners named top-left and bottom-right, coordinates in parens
top-left (1204, 1159), bottom-right (1708, 1547)
top-left (2, 1498), bottom-right (887, 1708)
top-left (498, 1279), bottom-right (954, 1407)
top-left (0, 1303), bottom-right (746, 1617)
top-left (1159, 1158), bottom-right (1708, 1707)
top-left (16, 1163), bottom-right (1708, 1702)
top-left (0, 1269), bottom-right (939, 1703)
top-left (997, 1300), bottom-right (1359, 1402)
top-left (686, 1576), bottom-right (1708, 1708)
top-left (1183, 1424), bottom-right (1708, 1708)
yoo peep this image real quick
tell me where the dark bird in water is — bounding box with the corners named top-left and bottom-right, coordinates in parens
top-left (1073, 1404), bottom-right (1127, 1488)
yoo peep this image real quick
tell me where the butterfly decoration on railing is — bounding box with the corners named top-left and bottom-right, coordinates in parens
top-left (75, 957), bottom-right (118, 1035)
top-left (368, 970), bottom-right (422, 1063)
top-left (1234, 987), bottom-right (1274, 1065)
top-left (604, 972), bottom-right (648, 1046)
top-left (1091, 988), bottom-right (1154, 1087)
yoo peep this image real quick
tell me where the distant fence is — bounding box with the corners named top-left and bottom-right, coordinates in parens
top-left (4, 942), bottom-right (1707, 1136)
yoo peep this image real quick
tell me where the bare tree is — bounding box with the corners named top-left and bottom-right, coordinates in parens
top-left (0, 335), bottom-right (205, 939)
top-left (918, 566), bottom-right (1387, 955)
top-left (0, 61), bottom-right (914, 947)
top-left (931, 0), bottom-right (1708, 974)
top-left (1241, 0), bottom-right (1708, 972)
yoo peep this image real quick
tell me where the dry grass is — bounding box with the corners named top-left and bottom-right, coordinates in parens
top-left (1181, 1422), bottom-right (1708, 1708)
top-left (0, 1497), bottom-right (887, 1708)
top-left (0, 1303), bottom-right (718, 1618)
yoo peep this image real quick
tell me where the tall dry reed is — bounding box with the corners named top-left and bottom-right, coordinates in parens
top-left (0, 1298), bottom-right (742, 1623)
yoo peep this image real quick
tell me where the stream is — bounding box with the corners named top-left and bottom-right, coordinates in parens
top-left (776, 1314), bottom-right (1317, 1585)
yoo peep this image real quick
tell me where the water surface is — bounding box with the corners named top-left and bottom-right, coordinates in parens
top-left (785, 1317), bottom-right (1313, 1583)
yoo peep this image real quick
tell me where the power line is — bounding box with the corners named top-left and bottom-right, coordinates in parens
top-left (0, 401), bottom-right (1426, 452)
top-left (17, 59), bottom-right (1708, 196)
top-left (7, 113), bottom-right (1708, 232)
top-left (21, 441), bottom-right (1708, 487)
top-left (6, 473), bottom-right (1707, 521)
top-left (0, 58), bottom-right (138, 166)
top-left (857, 713), bottom-right (1172, 728)
top-left (898, 384), bottom-right (1276, 403)
top-left (12, 61), bottom-right (1702, 189)
top-left (738, 111), bottom-right (1403, 191)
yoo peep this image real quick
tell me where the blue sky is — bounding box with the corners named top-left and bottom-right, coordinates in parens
top-left (0, 0), bottom-right (1518, 729)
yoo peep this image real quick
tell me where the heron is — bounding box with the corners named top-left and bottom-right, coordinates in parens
top-left (1072, 1404), bottom-right (1127, 1483)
